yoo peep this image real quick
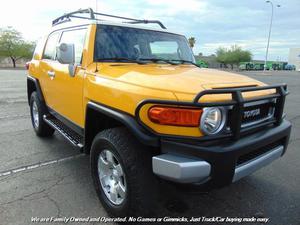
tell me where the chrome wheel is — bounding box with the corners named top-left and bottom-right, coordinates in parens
top-left (32, 101), bottom-right (39, 128)
top-left (98, 150), bottom-right (126, 205)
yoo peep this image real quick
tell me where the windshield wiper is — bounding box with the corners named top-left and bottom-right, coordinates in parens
top-left (96, 57), bottom-right (147, 64)
top-left (169, 59), bottom-right (200, 67)
top-left (139, 58), bottom-right (178, 65)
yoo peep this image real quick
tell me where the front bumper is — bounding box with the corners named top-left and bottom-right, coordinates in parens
top-left (152, 120), bottom-right (291, 188)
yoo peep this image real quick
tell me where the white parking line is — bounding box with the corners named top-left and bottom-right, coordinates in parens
top-left (0, 154), bottom-right (84, 178)
top-left (0, 114), bottom-right (29, 120)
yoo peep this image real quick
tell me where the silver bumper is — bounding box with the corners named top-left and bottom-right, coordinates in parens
top-left (232, 145), bottom-right (284, 182)
top-left (152, 154), bottom-right (211, 183)
top-left (153, 145), bottom-right (284, 184)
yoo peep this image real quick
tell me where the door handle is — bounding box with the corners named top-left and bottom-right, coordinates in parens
top-left (47, 71), bottom-right (55, 78)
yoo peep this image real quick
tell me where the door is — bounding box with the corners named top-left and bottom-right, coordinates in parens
top-left (48, 28), bottom-right (87, 127)
top-left (39, 31), bottom-right (61, 109)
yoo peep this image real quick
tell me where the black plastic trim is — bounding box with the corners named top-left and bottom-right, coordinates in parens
top-left (161, 119), bottom-right (291, 188)
top-left (27, 75), bottom-right (45, 104)
top-left (135, 83), bottom-right (289, 141)
top-left (87, 101), bottom-right (159, 147)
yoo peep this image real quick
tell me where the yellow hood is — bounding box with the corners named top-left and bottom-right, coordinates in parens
top-left (96, 64), bottom-right (263, 94)
top-left (95, 64), bottom-right (267, 101)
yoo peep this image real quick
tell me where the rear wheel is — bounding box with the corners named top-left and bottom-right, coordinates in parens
top-left (90, 127), bottom-right (159, 217)
top-left (30, 92), bottom-right (54, 137)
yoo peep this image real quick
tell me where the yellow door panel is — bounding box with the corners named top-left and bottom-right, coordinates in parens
top-left (38, 60), bottom-right (56, 109)
top-left (48, 62), bottom-right (84, 126)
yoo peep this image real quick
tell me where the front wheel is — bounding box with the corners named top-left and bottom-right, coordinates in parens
top-left (90, 127), bottom-right (159, 217)
top-left (30, 92), bottom-right (54, 137)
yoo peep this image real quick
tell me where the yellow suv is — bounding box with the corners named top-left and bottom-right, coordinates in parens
top-left (27, 8), bottom-right (291, 217)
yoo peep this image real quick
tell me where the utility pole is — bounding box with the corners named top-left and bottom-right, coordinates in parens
top-left (264, 1), bottom-right (280, 71)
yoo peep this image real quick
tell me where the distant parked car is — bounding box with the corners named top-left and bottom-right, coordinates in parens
top-left (285, 64), bottom-right (296, 70)
top-left (196, 60), bottom-right (208, 68)
top-left (239, 62), bottom-right (254, 70)
top-left (253, 63), bottom-right (264, 70)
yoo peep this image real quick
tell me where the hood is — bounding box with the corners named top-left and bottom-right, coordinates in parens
top-left (93, 63), bottom-right (266, 101)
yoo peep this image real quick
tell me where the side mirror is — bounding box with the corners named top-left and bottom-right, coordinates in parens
top-left (56, 43), bottom-right (76, 77)
top-left (56, 43), bottom-right (75, 65)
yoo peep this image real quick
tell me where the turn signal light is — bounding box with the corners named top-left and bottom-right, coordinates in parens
top-left (148, 106), bottom-right (203, 127)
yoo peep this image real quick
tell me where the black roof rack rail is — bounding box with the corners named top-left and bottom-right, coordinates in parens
top-left (52, 8), bottom-right (95, 26)
top-left (52, 8), bottom-right (167, 29)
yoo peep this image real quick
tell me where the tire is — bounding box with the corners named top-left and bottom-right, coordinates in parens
top-left (90, 127), bottom-right (159, 217)
top-left (30, 92), bottom-right (54, 137)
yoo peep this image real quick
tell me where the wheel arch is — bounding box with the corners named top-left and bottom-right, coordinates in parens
top-left (27, 76), bottom-right (45, 105)
top-left (84, 101), bottom-right (159, 154)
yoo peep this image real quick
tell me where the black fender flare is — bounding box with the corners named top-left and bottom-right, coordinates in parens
top-left (27, 75), bottom-right (45, 105)
top-left (86, 101), bottom-right (159, 148)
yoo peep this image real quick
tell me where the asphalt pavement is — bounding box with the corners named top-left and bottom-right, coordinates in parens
top-left (0, 69), bottom-right (299, 225)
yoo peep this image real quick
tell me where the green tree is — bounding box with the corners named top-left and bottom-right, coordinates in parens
top-left (188, 37), bottom-right (196, 50)
top-left (216, 45), bottom-right (252, 69)
top-left (0, 27), bottom-right (34, 68)
top-left (216, 47), bottom-right (227, 68)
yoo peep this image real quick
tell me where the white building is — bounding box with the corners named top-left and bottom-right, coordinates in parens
top-left (288, 48), bottom-right (300, 71)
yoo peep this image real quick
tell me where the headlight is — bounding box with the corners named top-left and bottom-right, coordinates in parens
top-left (200, 107), bottom-right (226, 135)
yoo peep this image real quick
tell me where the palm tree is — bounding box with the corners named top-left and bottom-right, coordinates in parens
top-left (188, 37), bottom-right (196, 50)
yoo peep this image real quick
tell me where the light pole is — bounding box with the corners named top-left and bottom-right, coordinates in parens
top-left (264, 1), bottom-right (280, 71)
top-left (96, 0), bottom-right (98, 12)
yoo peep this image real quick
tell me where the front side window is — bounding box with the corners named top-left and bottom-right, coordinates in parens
top-left (33, 36), bottom-right (46, 59)
top-left (94, 25), bottom-right (195, 63)
top-left (43, 32), bottom-right (60, 60)
top-left (59, 29), bottom-right (87, 64)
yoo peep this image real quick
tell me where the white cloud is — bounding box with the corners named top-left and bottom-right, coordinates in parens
top-left (145, 0), bottom-right (208, 15)
top-left (0, 0), bottom-right (97, 40)
top-left (0, 0), bottom-right (299, 61)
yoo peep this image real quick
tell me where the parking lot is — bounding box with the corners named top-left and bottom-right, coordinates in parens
top-left (0, 69), bottom-right (299, 225)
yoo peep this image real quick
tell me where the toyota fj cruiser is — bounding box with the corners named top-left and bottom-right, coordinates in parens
top-left (27, 8), bottom-right (291, 216)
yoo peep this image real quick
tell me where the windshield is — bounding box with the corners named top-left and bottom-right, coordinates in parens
top-left (94, 25), bottom-right (195, 63)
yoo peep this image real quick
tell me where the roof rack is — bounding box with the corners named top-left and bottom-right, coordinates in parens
top-left (52, 8), bottom-right (167, 29)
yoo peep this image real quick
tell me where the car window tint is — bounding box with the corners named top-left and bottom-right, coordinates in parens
top-left (43, 32), bottom-right (60, 60)
top-left (94, 25), bottom-right (194, 62)
top-left (60, 29), bottom-right (87, 64)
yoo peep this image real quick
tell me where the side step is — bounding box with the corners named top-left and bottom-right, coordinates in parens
top-left (43, 115), bottom-right (84, 150)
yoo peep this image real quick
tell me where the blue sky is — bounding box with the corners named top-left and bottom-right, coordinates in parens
top-left (1, 0), bottom-right (299, 61)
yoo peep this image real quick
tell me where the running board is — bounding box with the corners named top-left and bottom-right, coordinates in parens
top-left (43, 115), bottom-right (84, 150)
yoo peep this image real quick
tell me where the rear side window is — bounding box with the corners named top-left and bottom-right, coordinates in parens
top-left (43, 32), bottom-right (60, 60)
top-left (59, 29), bottom-right (87, 64)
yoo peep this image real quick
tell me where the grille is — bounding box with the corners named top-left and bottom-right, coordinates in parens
top-left (237, 140), bottom-right (283, 166)
top-left (227, 101), bottom-right (275, 129)
top-left (242, 102), bottom-right (274, 124)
